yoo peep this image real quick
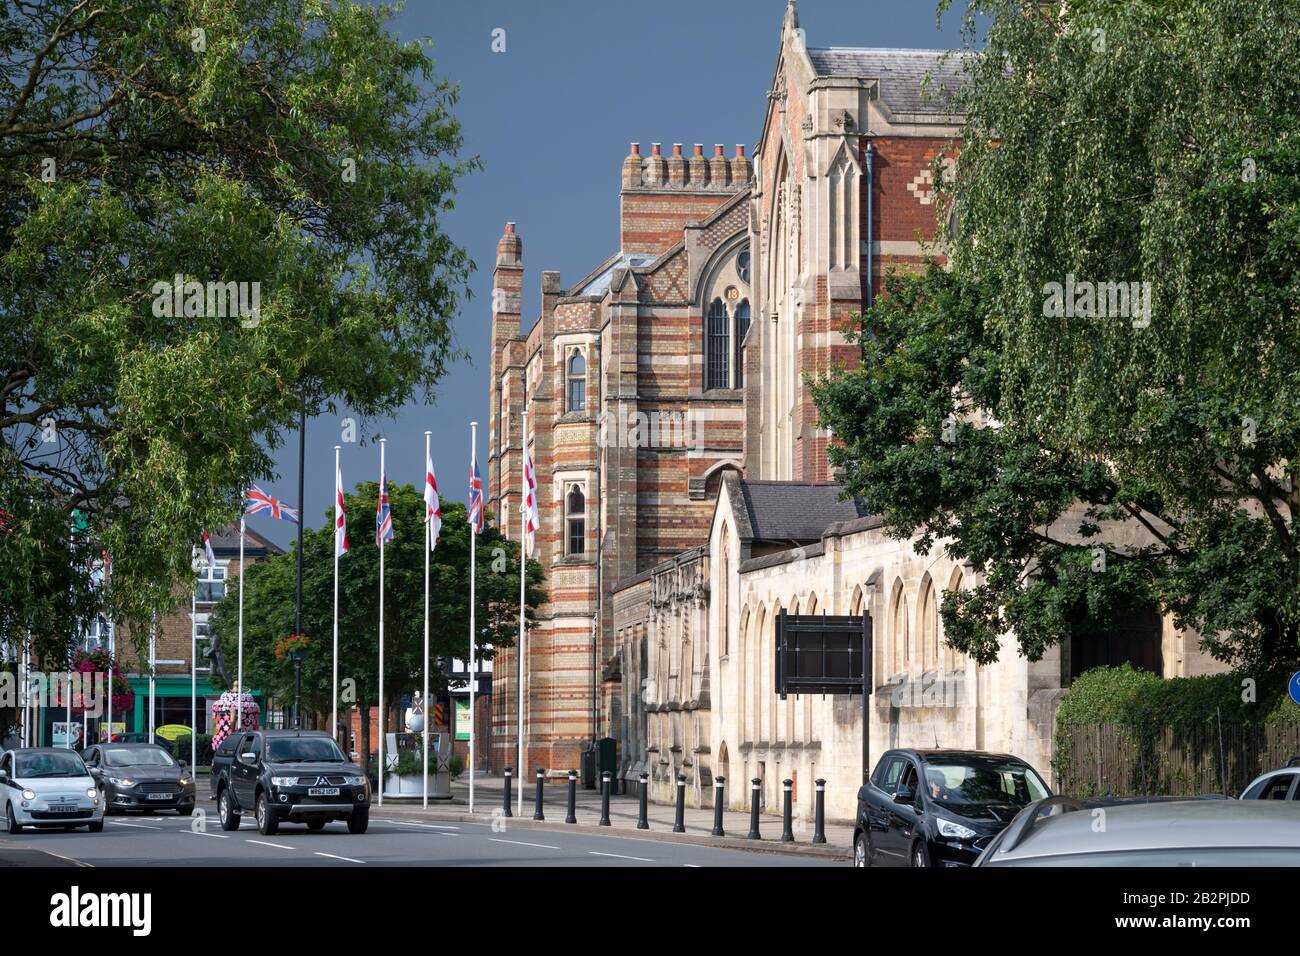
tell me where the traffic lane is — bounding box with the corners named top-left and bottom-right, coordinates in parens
top-left (0, 814), bottom-right (842, 867)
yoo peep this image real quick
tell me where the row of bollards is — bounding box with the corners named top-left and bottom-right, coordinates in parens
top-left (499, 766), bottom-right (827, 843)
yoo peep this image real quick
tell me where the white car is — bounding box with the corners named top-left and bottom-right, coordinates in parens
top-left (1, 748), bottom-right (105, 834)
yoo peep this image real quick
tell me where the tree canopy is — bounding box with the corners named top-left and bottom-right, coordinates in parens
top-left (816, 0), bottom-right (1300, 674)
top-left (0, 1), bottom-right (477, 665)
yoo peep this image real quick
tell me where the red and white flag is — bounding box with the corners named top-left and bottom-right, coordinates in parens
top-left (335, 460), bottom-right (349, 557)
top-left (201, 531), bottom-right (216, 569)
top-left (522, 445), bottom-right (540, 549)
top-left (425, 452), bottom-right (442, 551)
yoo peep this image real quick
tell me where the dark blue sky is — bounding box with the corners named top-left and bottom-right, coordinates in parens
top-left (254, 0), bottom-right (969, 548)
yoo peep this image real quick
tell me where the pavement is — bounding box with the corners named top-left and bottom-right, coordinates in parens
top-left (368, 772), bottom-right (854, 860)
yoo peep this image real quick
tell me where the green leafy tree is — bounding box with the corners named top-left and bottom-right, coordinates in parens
top-left (209, 483), bottom-right (545, 771)
top-left (816, 0), bottom-right (1300, 676)
top-left (0, 1), bottom-right (478, 665)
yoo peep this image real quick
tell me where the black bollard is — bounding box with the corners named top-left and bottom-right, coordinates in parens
top-left (673, 773), bottom-right (686, 833)
top-left (781, 779), bottom-right (794, 842)
top-left (637, 772), bottom-right (650, 829)
top-left (599, 771), bottom-right (612, 826)
top-left (503, 767), bottom-right (513, 818)
top-left (566, 769), bottom-right (577, 824)
top-left (620, 769), bottom-right (627, 795)
top-left (813, 778), bottom-right (827, 845)
top-left (533, 768), bottom-right (545, 821)
top-left (711, 776), bottom-right (725, 837)
top-left (748, 777), bottom-right (762, 840)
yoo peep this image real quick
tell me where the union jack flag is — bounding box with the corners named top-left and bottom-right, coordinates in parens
top-left (375, 471), bottom-right (393, 547)
top-left (244, 485), bottom-right (299, 523)
top-left (467, 459), bottom-right (484, 535)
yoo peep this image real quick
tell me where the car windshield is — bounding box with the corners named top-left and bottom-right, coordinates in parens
top-left (923, 760), bottom-right (1050, 809)
top-left (104, 746), bottom-right (175, 768)
top-left (15, 752), bottom-right (86, 778)
top-left (266, 737), bottom-right (346, 763)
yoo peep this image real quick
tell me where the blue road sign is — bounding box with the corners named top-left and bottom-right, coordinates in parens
top-left (1289, 671), bottom-right (1300, 706)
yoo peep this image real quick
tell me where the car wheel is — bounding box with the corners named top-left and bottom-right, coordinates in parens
top-left (5, 803), bottom-right (21, 835)
top-left (854, 832), bottom-right (868, 867)
top-left (87, 820), bottom-right (104, 833)
top-left (218, 789), bottom-right (241, 831)
top-left (347, 807), bottom-right (369, 834)
top-left (256, 792), bottom-right (278, 836)
top-left (307, 819), bottom-right (327, 831)
top-left (911, 841), bottom-right (932, 868)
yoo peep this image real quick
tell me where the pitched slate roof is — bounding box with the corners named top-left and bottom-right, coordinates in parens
top-left (736, 479), bottom-right (871, 544)
top-left (806, 47), bottom-right (968, 115)
top-left (209, 525), bottom-right (284, 556)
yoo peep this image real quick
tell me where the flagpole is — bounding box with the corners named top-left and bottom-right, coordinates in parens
top-left (190, 583), bottom-right (197, 771)
top-left (422, 431), bottom-right (432, 809)
top-left (332, 445), bottom-right (341, 752)
top-left (518, 412), bottom-right (527, 818)
top-left (378, 437), bottom-right (387, 807)
top-left (469, 420), bottom-right (477, 815)
top-left (238, 517), bottom-right (245, 733)
top-left (148, 615), bottom-right (156, 740)
top-left (65, 669), bottom-right (71, 748)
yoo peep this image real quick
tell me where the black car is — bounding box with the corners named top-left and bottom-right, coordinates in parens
top-left (853, 749), bottom-right (1052, 867)
top-left (209, 730), bottom-right (370, 835)
top-left (82, 743), bottom-right (196, 815)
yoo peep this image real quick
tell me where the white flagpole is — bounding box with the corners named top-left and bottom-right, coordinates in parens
top-left (378, 437), bottom-right (387, 807)
top-left (469, 421), bottom-right (477, 815)
top-left (332, 445), bottom-right (341, 751)
top-left (238, 517), bottom-right (245, 733)
top-left (148, 615), bottom-right (156, 739)
top-left (518, 412), bottom-right (527, 818)
top-left (65, 669), bottom-right (71, 748)
top-left (190, 584), bottom-right (197, 770)
top-left (422, 431), bottom-right (432, 809)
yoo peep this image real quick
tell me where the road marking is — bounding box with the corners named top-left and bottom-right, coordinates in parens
top-left (488, 838), bottom-right (559, 850)
top-left (683, 863), bottom-right (701, 867)
top-left (184, 830), bottom-right (229, 839)
top-left (377, 819), bottom-right (459, 830)
top-left (588, 851), bottom-right (655, 862)
top-left (111, 821), bottom-right (161, 830)
top-left (247, 839), bottom-right (295, 850)
top-left (315, 851), bottom-right (364, 863)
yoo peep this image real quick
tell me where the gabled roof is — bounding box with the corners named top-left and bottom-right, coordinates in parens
top-left (807, 46), bottom-right (968, 115)
top-left (575, 251), bottom-right (659, 296)
top-left (209, 525), bottom-right (284, 557)
top-left (732, 478), bottom-right (871, 544)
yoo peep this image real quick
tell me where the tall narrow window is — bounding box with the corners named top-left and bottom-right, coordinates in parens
top-left (566, 486), bottom-right (586, 555)
top-left (566, 350), bottom-right (586, 412)
top-left (733, 299), bottom-right (750, 388)
top-left (706, 298), bottom-right (729, 390)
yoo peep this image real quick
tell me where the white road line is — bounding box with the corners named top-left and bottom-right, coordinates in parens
top-left (111, 821), bottom-right (161, 830)
top-left (683, 863), bottom-right (701, 867)
top-left (588, 851), bottom-right (655, 862)
top-left (246, 839), bottom-right (295, 850)
top-left (183, 830), bottom-right (229, 839)
top-left (35, 847), bottom-right (93, 867)
top-left (488, 838), bottom-right (560, 850)
top-left (377, 819), bottom-right (459, 830)
top-left (315, 851), bottom-right (364, 863)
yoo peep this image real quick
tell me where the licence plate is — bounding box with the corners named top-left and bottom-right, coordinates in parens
top-left (146, 793), bottom-right (173, 801)
top-left (308, 787), bottom-right (339, 797)
top-left (48, 804), bottom-right (78, 813)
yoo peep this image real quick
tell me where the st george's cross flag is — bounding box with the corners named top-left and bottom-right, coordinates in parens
top-left (244, 485), bottom-right (299, 523)
top-left (375, 469), bottom-right (394, 547)
top-left (201, 531), bottom-right (216, 569)
top-left (335, 460), bottom-right (349, 557)
top-left (467, 459), bottom-right (484, 535)
top-left (425, 453), bottom-right (442, 551)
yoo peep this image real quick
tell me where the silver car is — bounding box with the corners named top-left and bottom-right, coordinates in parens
top-left (1240, 759), bottom-right (1300, 801)
top-left (1, 748), bottom-right (105, 834)
top-left (976, 796), bottom-right (1300, 866)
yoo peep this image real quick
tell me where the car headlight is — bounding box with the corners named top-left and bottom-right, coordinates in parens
top-left (178, 777), bottom-right (191, 786)
top-left (271, 776), bottom-right (299, 787)
top-left (86, 788), bottom-right (98, 800)
top-left (936, 817), bottom-right (977, 840)
top-left (22, 789), bottom-right (35, 801)
top-left (108, 777), bottom-right (135, 787)
top-left (343, 775), bottom-right (365, 786)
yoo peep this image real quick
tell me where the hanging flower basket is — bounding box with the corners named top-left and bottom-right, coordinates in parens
top-left (273, 633), bottom-right (313, 660)
top-left (69, 647), bottom-right (133, 713)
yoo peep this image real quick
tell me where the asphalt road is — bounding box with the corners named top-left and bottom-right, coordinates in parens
top-left (0, 811), bottom-right (839, 867)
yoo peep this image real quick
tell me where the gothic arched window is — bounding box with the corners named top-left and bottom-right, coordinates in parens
top-left (706, 298), bottom-right (729, 390)
top-left (566, 349), bottom-right (586, 413)
top-left (566, 486), bottom-right (585, 555)
top-left (734, 299), bottom-right (750, 388)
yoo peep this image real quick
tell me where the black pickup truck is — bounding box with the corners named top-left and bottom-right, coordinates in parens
top-left (209, 730), bottom-right (370, 835)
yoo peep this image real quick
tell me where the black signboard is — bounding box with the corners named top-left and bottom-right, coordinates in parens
top-left (775, 609), bottom-right (874, 778)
